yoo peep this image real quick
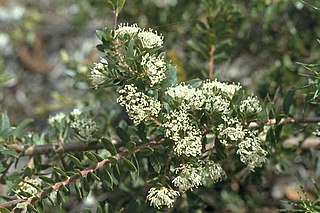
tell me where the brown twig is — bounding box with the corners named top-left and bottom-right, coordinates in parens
top-left (5, 117), bottom-right (320, 157)
top-left (208, 45), bottom-right (215, 80)
top-left (112, 41), bottom-right (135, 74)
top-left (8, 141), bottom-right (104, 156)
top-left (248, 117), bottom-right (320, 129)
top-left (0, 161), bottom-right (14, 182)
top-left (0, 139), bottom-right (165, 209)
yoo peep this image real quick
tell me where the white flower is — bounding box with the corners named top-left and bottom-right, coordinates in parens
top-left (237, 131), bottom-right (268, 171)
top-left (115, 23), bottom-right (140, 37)
top-left (138, 29), bottom-right (163, 49)
top-left (313, 129), bottom-right (320, 137)
top-left (201, 161), bottom-right (226, 182)
top-left (14, 177), bottom-right (41, 199)
top-left (239, 95), bottom-right (262, 114)
top-left (202, 79), bottom-right (242, 99)
top-left (48, 112), bottom-right (67, 126)
top-left (70, 108), bottom-right (82, 118)
top-left (218, 116), bottom-right (245, 145)
top-left (166, 83), bottom-right (205, 110)
top-left (117, 84), bottom-right (161, 125)
top-left (163, 109), bottom-right (203, 156)
top-left (174, 131), bottom-right (202, 157)
top-left (205, 95), bottom-right (230, 114)
top-left (141, 53), bottom-right (167, 86)
top-left (70, 118), bottom-right (97, 141)
top-left (172, 164), bottom-right (203, 192)
top-left (146, 186), bottom-right (180, 209)
top-left (90, 57), bottom-right (108, 89)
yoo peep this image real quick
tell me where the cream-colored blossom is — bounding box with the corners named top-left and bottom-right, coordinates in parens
top-left (201, 160), bottom-right (226, 182)
top-left (14, 177), bottom-right (41, 199)
top-left (48, 112), bottom-right (67, 126)
top-left (166, 84), bottom-right (205, 110)
top-left (239, 95), bottom-right (262, 114)
top-left (202, 79), bottom-right (242, 99)
top-left (70, 118), bottom-right (97, 141)
top-left (205, 95), bottom-right (230, 114)
top-left (172, 164), bottom-right (203, 192)
top-left (237, 131), bottom-right (268, 171)
top-left (163, 109), bottom-right (203, 156)
top-left (218, 116), bottom-right (245, 145)
top-left (115, 23), bottom-right (140, 37)
top-left (138, 29), bottom-right (163, 49)
top-left (117, 84), bottom-right (161, 125)
top-left (89, 57), bottom-right (108, 89)
top-left (147, 186), bottom-right (180, 209)
top-left (141, 53), bottom-right (167, 86)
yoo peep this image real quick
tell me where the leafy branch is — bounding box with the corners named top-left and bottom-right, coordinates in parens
top-left (0, 139), bottom-right (165, 209)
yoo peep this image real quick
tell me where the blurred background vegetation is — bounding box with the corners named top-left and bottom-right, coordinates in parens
top-left (1, 0), bottom-right (320, 212)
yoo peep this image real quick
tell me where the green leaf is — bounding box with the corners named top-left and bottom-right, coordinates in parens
top-left (74, 183), bottom-right (83, 199)
top-left (67, 154), bottom-right (82, 167)
top-left (116, 127), bottom-right (130, 142)
top-left (117, 0), bottom-right (126, 13)
top-left (102, 168), bottom-right (113, 189)
top-left (53, 167), bottom-right (68, 178)
top-left (0, 127), bottom-right (16, 138)
top-left (108, 156), bottom-right (119, 165)
top-left (186, 78), bottom-right (202, 88)
top-left (101, 138), bottom-right (117, 155)
top-left (149, 155), bottom-right (161, 173)
top-left (0, 114), bottom-right (10, 131)
top-left (96, 30), bottom-right (103, 40)
top-left (139, 146), bottom-right (154, 156)
top-left (283, 89), bottom-right (295, 115)
top-left (84, 151), bottom-right (99, 163)
top-left (106, 1), bottom-right (115, 11)
top-left (1, 149), bottom-right (19, 158)
top-left (88, 171), bottom-right (100, 181)
top-left (0, 208), bottom-right (11, 213)
top-left (13, 118), bottom-right (33, 137)
top-left (39, 176), bottom-right (56, 184)
top-left (122, 158), bottom-right (137, 172)
top-left (125, 141), bottom-right (136, 151)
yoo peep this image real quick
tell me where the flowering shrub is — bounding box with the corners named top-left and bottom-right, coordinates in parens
top-left (88, 23), bottom-right (267, 208)
top-left (1, 1), bottom-right (320, 212)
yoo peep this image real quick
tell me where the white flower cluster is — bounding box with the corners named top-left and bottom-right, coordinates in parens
top-left (141, 53), bottom-right (167, 86)
top-left (163, 109), bottom-right (202, 156)
top-left (165, 83), bottom-right (205, 110)
top-left (172, 163), bottom-right (203, 192)
top-left (202, 79), bottom-right (242, 99)
top-left (115, 23), bottom-right (164, 49)
top-left (70, 108), bottom-right (82, 118)
top-left (237, 131), bottom-right (268, 171)
top-left (117, 84), bottom-right (161, 125)
top-left (218, 116), bottom-right (246, 146)
top-left (115, 23), bottom-right (140, 37)
top-left (138, 29), bottom-right (164, 49)
top-left (70, 118), bottom-right (97, 141)
top-left (172, 161), bottom-right (226, 192)
top-left (314, 129), bottom-right (320, 137)
top-left (146, 186), bottom-right (180, 209)
top-left (48, 112), bottom-right (67, 127)
top-left (201, 160), bottom-right (226, 182)
top-left (240, 95), bottom-right (262, 114)
top-left (14, 177), bottom-right (41, 199)
top-left (205, 95), bottom-right (230, 114)
top-left (89, 57), bottom-right (108, 89)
